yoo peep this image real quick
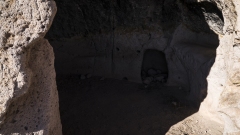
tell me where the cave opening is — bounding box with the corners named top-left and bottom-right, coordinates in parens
top-left (141, 49), bottom-right (168, 85)
top-left (44, 0), bottom-right (223, 134)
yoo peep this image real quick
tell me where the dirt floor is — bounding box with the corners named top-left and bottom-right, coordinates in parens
top-left (56, 75), bottom-right (223, 135)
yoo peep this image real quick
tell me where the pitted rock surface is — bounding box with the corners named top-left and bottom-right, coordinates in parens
top-left (0, 0), bottom-right (60, 134)
top-left (0, 39), bottom-right (62, 135)
top-left (0, 0), bottom-right (56, 49)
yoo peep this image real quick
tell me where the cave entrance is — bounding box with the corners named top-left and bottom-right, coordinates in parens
top-left (141, 49), bottom-right (168, 85)
top-left (45, 0), bottom-right (222, 134)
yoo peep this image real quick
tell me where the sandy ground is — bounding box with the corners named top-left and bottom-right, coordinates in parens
top-left (56, 75), bottom-right (223, 135)
top-left (166, 113), bottom-right (224, 135)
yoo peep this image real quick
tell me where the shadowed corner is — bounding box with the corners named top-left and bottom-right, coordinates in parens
top-left (166, 0), bottom-right (224, 134)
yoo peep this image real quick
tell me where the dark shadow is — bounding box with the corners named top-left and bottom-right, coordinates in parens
top-left (176, 0), bottom-right (222, 107)
top-left (44, 0), bottom-right (222, 134)
top-left (141, 49), bottom-right (168, 84)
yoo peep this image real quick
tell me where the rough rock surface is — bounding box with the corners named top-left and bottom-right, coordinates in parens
top-left (46, 0), bottom-right (181, 39)
top-left (167, 0), bottom-right (240, 134)
top-left (166, 113), bottom-right (224, 135)
top-left (0, 39), bottom-right (62, 135)
top-left (0, 0), bottom-right (61, 134)
top-left (198, 0), bottom-right (240, 134)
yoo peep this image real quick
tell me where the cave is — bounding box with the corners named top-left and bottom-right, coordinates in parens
top-left (45, 0), bottom-right (222, 134)
top-left (2, 0), bottom-right (240, 134)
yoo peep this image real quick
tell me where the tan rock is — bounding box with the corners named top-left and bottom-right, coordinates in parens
top-left (0, 0), bottom-right (61, 134)
top-left (0, 39), bottom-right (62, 135)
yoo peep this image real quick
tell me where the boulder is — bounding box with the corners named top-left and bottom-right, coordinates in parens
top-left (0, 0), bottom-right (61, 134)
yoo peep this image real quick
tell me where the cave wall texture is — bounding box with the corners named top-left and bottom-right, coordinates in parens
top-left (0, 0), bottom-right (62, 134)
top-left (46, 0), bottom-right (222, 106)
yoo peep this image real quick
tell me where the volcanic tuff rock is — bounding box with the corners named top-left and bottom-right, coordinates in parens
top-left (0, 0), bottom-right (61, 134)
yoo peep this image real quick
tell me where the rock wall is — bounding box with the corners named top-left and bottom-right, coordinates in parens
top-left (0, 0), bottom-right (61, 134)
top-left (46, 0), bottom-right (182, 84)
top-left (199, 0), bottom-right (240, 134)
top-left (0, 39), bottom-right (62, 135)
top-left (47, 0), bottom-right (221, 105)
top-left (46, 0), bottom-right (181, 39)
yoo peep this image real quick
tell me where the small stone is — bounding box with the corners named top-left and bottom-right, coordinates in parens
top-left (86, 74), bottom-right (92, 78)
top-left (143, 77), bottom-right (153, 85)
top-left (147, 69), bottom-right (157, 76)
top-left (172, 102), bottom-right (177, 106)
top-left (80, 75), bottom-right (86, 80)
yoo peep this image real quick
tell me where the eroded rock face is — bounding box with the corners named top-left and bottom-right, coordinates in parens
top-left (0, 39), bottom-right (62, 135)
top-left (199, 0), bottom-right (240, 134)
top-left (0, 0), bottom-right (61, 134)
